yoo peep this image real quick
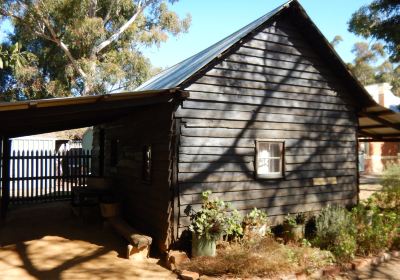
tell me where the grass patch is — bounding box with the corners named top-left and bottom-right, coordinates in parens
top-left (180, 236), bottom-right (334, 278)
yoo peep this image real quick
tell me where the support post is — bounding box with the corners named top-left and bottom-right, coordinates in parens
top-left (99, 129), bottom-right (105, 176)
top-left (1, 137), bottom-right (11, 220)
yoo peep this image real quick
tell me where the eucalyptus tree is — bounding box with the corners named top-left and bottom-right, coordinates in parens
top-left (0, 0), bottom-right (191, 98)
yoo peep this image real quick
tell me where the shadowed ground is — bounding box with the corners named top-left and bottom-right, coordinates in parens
top-left (0, 202), bottom-right (177, 280)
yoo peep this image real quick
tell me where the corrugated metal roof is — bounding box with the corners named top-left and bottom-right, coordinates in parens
top-left (135, 0), bottom-right (292, 91)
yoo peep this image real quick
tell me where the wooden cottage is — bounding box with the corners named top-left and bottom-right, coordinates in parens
top-left (89, 0), bottom-right (381, 251)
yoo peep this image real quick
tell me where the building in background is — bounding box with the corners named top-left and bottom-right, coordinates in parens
top-left (361, 83), bottom-right (400, 174)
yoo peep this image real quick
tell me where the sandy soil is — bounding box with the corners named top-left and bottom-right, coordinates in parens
top-left (0, 202), bottom-right (177, 280)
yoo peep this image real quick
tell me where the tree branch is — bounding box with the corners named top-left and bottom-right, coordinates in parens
top-left (32, 1), bottom-right (88, 79)
top-left (93, 0), bottom-right (144, 56)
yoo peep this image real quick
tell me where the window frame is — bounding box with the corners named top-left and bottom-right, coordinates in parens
top-left (142, 144), bottom-right (152, 183)
top-left (255, 140), bottom-right (285, 179)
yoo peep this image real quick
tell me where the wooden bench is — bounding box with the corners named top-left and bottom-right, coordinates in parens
top-left (107, 217), bottom-right (152, 260)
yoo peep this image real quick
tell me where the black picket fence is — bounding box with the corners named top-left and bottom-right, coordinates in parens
top-left (8, 149), bottom-right (92, 204)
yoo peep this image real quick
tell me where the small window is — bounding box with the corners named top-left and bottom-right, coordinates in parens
top-left (142, 145), bottom-right (152, 182)
top-left (255, 141), bottom-right (284, 179)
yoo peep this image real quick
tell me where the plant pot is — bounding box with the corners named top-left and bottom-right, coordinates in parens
top-left (192, 234), bottom-right (216, 257)
top-left (100, 202), bottom-right (120, 218)
top-left (291, 224), bottom-right (305, 240)
top-left (283, 223), bottom-right (305, 241)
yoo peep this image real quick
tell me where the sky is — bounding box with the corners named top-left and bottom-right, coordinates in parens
top-left (0, 0), bottom-right (372, 68)
top-left (142, 0), bottom-right (372, 68)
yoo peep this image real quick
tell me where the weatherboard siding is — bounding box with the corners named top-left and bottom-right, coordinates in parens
top-left (175, 17), bottom-right (358, 233)
top-left (94, 103), bottom-right (175, 251)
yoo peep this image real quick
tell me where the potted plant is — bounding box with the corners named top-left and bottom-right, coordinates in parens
top-left (283, 213), bottom-right (306, 241)
top-left (189, 191), bottom-right (229, 257)
top-left (243, 208), bottom-right (270, 237)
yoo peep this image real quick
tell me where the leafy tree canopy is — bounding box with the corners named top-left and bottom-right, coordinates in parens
top-left (348, 0), bottom-right (400, 62)
top-left (0, 0), bottom-right (191, 100)
top-left (333, 39), bottom-right (400, 95)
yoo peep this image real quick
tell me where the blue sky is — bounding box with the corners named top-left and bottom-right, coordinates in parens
top-left (142, 0), bottom-right (372, 68)
top-left (0, 0), bottom-right (372, 68)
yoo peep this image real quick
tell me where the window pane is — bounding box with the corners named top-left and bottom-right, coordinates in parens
top-left (257, 141), bottom-right (283, 176)
top-left (270, 143), bottom-right (281, 157)
top-left (258, 158), bottom-right (269, 174)
top-left (271, 159), bottom-right (281, 172)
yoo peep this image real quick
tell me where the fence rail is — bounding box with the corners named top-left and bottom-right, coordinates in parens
top-left (7, 149), bottom-right (92, 204)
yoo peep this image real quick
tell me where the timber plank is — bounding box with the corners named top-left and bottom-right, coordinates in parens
top-left (178, 153), bottom-right (356, 164)
top-left (180, 126), bottom-right (355, 141)
top-left (216, 61), bottom-right (340, 85)
top-left (206, 68), bottom-right (337, 90)
top-left (178, 161), bottom-right (355, 173)
top-left (243, 39), bottom-right (319, 59)
top-left (176, 108), bottom-right (353, 126)
top-left (187, 82), bottom-right (339, 97)
top-left (179, 136), bottom-right (355, 148)
top-left (178, 169), bottom-right (356, 183)
top-left (182, 117), bottom-right (356, 134)
top-left (180, 176), bottom-right (356, 194)
top-left (180, 183), bottom-right (356, 205)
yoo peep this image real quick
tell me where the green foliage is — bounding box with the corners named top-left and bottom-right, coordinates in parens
top-left (332, 36), bottom-right (400, 95)
top-left (225, 209), bottom-right (243, 240)
top-left (0, 0), bottom-right (191, 99)
top-left (348, 0), bottom-right (400, 62)
top-left (189, 191), bottom-right (243, 241)
top-left (243, 208), bottom-right (268, 227)
top-left (351, 203), bottom-right (399, 255)
top-left (313, 205), bottom-right (356, 261)
top-left (366, 164), bottom-right (400, 210)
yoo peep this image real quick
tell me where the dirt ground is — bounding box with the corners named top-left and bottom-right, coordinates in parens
top-left (0, 202), bottom-right (177, 280)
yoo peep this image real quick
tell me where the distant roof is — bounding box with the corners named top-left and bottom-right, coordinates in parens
top-left (135, 0), bottom-right (292, 91)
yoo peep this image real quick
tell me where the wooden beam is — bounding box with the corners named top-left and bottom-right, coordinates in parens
top-left (358, 124), bottom-right (387, 129)
top-left (1, 137), bottom-right (11, 220)
top-left (358, 138), bottom-right (400, 142)
top-left (359, 111), bottom-right (400, 133)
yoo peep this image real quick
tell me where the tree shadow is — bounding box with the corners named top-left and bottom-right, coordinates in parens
top-left (176, 12), bottom-right (359, 232)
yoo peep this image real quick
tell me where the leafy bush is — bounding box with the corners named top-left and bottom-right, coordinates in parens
top-left (225, 209), bottom-right (243, 240)
top-left (377, 164), bottom-right (400, 210)
top-left (243, 208), bottom-right (270, 237)
top-left (313, 205), bottom-right (356, 261)
top-left (243, 208), bottom-right (268, 227)
top-left (189, 191), bottom-right (244, 241)
top-left (351, 204), bottom-right (396, 255)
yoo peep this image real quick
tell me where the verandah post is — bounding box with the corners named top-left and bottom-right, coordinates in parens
top-left (1, 137), bottom-right (11, 220)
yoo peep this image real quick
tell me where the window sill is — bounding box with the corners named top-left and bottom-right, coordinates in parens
top-left (256, 173), bottom-right (284, 180)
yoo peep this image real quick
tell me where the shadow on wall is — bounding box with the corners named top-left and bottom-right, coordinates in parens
top-left (179, 18), bottom-right (358, 227)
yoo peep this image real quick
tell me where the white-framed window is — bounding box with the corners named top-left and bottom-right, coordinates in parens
top-left (255, 140), bottom-right (284, 179)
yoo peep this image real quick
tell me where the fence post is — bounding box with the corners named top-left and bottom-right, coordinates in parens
top-left (1, 138), bottom-right (11, 219)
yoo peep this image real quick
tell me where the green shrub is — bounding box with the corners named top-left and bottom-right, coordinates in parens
top-left (189, 191), bottom-right (244, 241)
top-left (313, 205), bottom-right (356, 262)
top-left (225, 209), bottom-right (243, 240)
top-left (352, 203), bottom-right (400, 255)
top-left (377, 164), bottom-right (400, 210)
top-left (243, 208), bottom-right (269, 227)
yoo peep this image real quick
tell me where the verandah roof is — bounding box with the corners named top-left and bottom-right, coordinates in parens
top-left (0, 89), bottom-right (187, 138)
top-left (359, 104), bottom-right (400, 142)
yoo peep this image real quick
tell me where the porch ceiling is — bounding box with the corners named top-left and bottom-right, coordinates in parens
top-left (0, 89), bottom-right (188, 138)
top-left (359, 104), bottom-right (400, 142)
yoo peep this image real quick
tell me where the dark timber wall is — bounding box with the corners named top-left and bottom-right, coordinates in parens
top-left (93, 103), bottom-right (175, 251)
top-left (175, 16), bottom-right (359, 233)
